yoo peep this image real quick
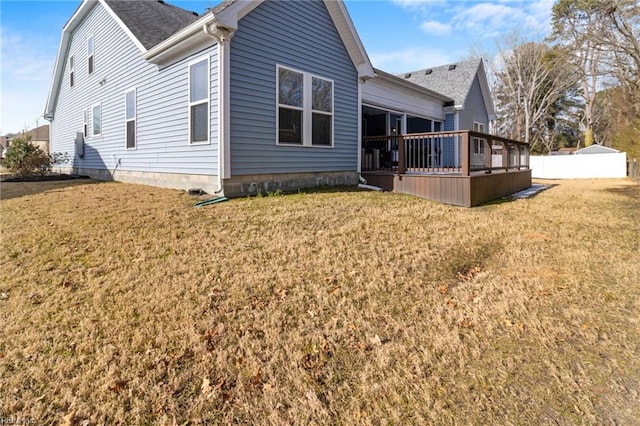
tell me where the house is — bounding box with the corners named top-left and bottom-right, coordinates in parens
top-left (45, 0), bottom-right (373, 196)
top-left (45, 0), bottom-right (530, 206)
top-left (18, 125), bottom-right (51, 154)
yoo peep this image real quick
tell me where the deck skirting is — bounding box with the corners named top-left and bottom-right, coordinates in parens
top-left (362, 170), bottom-right (532, 207)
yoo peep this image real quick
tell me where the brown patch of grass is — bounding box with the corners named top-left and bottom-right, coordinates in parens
top-left (1, 178), bottom-right (639, 424)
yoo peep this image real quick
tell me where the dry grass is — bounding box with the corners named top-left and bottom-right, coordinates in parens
top-left (1, 178), bottom-right (639, 425)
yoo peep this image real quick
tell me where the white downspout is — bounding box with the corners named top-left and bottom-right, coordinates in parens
top-left (203, 23), bottom-right (231, 194)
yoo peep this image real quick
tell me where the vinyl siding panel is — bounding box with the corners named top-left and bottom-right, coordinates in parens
top-left (459, 75), bottom-right (488, 131)
top-left (50, 2), bottom-right (219, 176)
top-left (229, 0), bottom-right (359, 175)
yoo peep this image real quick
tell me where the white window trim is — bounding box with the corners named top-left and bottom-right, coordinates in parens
top-left (69, 55), bottom-right (75, 87)
top-left (87, 34), bottom-right (94, 75)
top-left (91, 103), bottom-right (102, 137)
top-left (187, 55), bottom-right (210, 145)
top-left (125, 88), bottom-right (136, 150)
top-left (276, 65), bottom-right (334, 148)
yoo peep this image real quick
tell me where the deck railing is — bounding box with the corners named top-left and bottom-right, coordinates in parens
top-left (362, 130), bottom-right (529, 176)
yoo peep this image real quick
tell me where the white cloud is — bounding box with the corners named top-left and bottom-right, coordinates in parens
top-left (420, 20), bottom-right (452, 35)
top-left (369, 47), bottom-right (456, 73)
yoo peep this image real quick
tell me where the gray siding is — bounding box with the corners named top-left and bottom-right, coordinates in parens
top-left (229, 0), bottom-right (359, 175)
top-left (458, 75), bottom-right (488, 131)
top-left (50, 2), bottom-right (219, 175)
top-left (442, 113), bottom-right (455, 167)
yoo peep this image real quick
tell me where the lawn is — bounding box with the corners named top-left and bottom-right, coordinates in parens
top-left (1, 178), bottom-right (639, 424)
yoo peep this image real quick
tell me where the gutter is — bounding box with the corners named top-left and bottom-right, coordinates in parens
top-left (144, 13), bottom-right (218, 63)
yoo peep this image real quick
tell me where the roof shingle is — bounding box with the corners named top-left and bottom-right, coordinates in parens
top-left (399, 59), bottom-right (483, 106)
top-left (105, 0), bottom-right (202, 49)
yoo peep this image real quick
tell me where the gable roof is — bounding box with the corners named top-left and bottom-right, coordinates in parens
top-left (398, 59), bottom-right (495, 118)
top-left (104, 0), bottom-right (200, 50)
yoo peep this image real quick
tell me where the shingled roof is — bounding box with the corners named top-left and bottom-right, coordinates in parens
top-left (105, 0), bottom-right (202, 49)
top-left (399, 59), bottom-right (484, 107)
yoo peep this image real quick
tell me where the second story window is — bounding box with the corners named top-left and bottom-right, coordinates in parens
top-left (87, 35), bottom-right (94, 75)
top-left (69, 55), bottom-right (75, 87)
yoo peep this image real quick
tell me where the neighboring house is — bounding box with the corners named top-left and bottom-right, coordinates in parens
top-left (20, 125), bottom-right (51, 154)
top-left (400, 59), bottom-right (495, 167)
top-left (45, 0), bottom-right (373, 196)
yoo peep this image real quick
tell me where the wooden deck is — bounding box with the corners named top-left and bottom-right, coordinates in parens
top-left (361, 131), bottom-right (532, 207)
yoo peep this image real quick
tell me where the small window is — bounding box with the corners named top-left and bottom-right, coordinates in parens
top-left (277, 66), bottom-right (333, 147)
top-left (69, 55), bottom-right (75, 87)
top-left (83, 108), bottom-right (88, 137)
top-left (125, 89), bottom-right (136, 149)
top-left (87, 35), bottom-right (94, 75)
top-left (189, 58), bottom-right (209, 144)
top-left (92, 104), bottom-right (101, 136)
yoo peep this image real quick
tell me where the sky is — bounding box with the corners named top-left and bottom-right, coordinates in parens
top-left (0, 0), bottom-right (554, 135)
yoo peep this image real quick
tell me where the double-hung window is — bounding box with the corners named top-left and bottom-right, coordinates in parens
top-left (472, 121), bottom-right (486, 154)
top-left (87, 35), bottom-right (94, 75)
top-left (125, 89), bottom-right (136, 149)
top-left (188, 57), bottom-right (209, 144)
top-left (69, 55), bottom-right (75, 87)
top-left (92, 104), bottom-right (101, 136)
top-left (277, 66), bottom-right (333, 147)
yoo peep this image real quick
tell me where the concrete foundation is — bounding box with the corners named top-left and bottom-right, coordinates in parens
top-left (54, 167), bottom-right (358, 197)
top-left (223, 171), bottom-right (359, 197)
top-left (55, 166), bottom-right (220, 194)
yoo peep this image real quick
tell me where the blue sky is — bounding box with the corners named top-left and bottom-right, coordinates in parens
top-left (0, 0), bottom-right (553, 135)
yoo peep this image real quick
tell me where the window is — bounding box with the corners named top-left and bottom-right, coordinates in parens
top-left (125, 89), bottom-right (136, 149)
top-left (189, 58), bottom-right (209, 144)
top-left (277, 66), bottom-right (333, 147)
top-left (92, 104), bottom-right (101, 136)
top-left (69, 55), bottom-right (75, 87)
top-left (87, 35), bottom-right (94, 75)
top-left (311, 77), bottom-right (332, 146)
top-left (278, 68), bottom-right (303, 144)
top-left (83, 108), bottom-right (88, 137)
top-left (472, 121), bottom-right (486, 154)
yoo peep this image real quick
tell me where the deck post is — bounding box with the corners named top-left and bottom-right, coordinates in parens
top-left (502, 141), bottom-right (509, 171)
top-left (484, 135), bottom-right (492, 173)
top-left (398, 135), bottom-right (406, 174)
top-left (461, 131), bottom-right (470, 176)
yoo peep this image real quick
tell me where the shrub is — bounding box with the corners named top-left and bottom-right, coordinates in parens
top-left (4, 136), bottom-right (69, 177)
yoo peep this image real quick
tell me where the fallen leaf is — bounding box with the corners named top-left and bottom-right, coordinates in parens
top-left (108, 379), bottom-right (129, 393)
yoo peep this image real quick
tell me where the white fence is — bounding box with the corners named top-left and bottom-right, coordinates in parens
top-left (530, 153), bottom-right (627, 179)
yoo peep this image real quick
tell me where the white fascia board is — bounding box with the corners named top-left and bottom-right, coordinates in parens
top-left (325, 1), bottom-right (375, 79)
top-left (144, 13), bottom-right (217, 64)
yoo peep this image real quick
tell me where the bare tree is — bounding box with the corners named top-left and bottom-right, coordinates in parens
top-left (492, 34), bottom-right (576, 153)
